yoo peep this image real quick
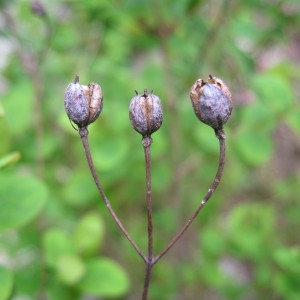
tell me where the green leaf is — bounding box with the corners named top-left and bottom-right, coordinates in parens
top-left (227, 203), bottom-right (276, 259)
top-left (251, 73), bottom-right (293, 114)
top-left (62, 173), bottom-right (97, 207)
top-left (43, 229), bottom-right (75, 268)
top-left (72, 212), bottom-right (105, 256)
top-left (0, 105), bottom-right (10, 157)
top-left (1, 80), bottom-right (34, 135)
top-left (79, 258), bottom-right (130, 297)
top-left (194, 125), bottom-right (219, 154)
top-left (0, 174), bottom-right (48, 231)
top-left (286, 107), bottom-right (300, 133)
top-left (0, 265), bottom-right (13, 300)
top-left (230, 11), bottom-right (264, 44)
top-left (0, 152), bottom-right (21, 169)
top-left (92, 137), bottom-right (129, 171)
top-left (273, 247), bottom-right (300, 274)
top-left (56, 254), bottom-right (86, 285)
top-left (200, 228), bottom-right (226, 257)
top-left (239, 103), bottom-right (276, 133)
top-left (234, 130), bottom-right (273, 166)
top-left (151, 162), bottom-right (171, 193)
top-left (13, 258), bottom-right (41, 298)
top-left (47, 273), bottom-right (70, 300)
top-left (273, 272), bottom-right (300, 299)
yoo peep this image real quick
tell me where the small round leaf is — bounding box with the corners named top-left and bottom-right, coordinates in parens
top-left (43, 229), bottom-right (75, 268)
top-left (79, 258), bottom-right (130, 297)
top-left (73, 212), bottom-right (105, 255)
top-left (56, 255), bottom-right (86, 285)
top-left (0, 174), bottom-right (48, 231)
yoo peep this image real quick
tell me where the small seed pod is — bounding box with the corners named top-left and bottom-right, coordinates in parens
top-left (190, 75), bottom-right (233, 130)
top-left (129, 90), bottom-right (163, 137)
top-left (64, 75), bottom-right (103, 128)
top-left (207, 75), bottom-right (232, 102)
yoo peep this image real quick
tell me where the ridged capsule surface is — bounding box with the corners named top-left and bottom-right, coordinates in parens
top-left (64, 75), bottom-right (103, 128)
top-left (207, 75), bottom-right (232, 102)
top-left (190, 76), bottom-right (233, 130)
top-left (129, 90), bottom-right (163, 137)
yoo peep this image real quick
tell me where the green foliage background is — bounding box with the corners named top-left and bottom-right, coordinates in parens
top-left (1, 0), bottom-right (300, 299)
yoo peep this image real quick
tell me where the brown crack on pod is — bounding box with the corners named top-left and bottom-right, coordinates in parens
top-left (81, 82), bottom-right (103, 125)
top-left (129, 89), bottom-right (163, 137)
top-left (64, 75), bottom-right (103, 128)
top-left (190, 75), bottom-right (233, 130)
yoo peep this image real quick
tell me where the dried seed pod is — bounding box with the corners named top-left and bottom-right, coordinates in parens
top-left (64, 75), bottom-right (103, 128)
top-left (207, 75), bottom-right (232, 102)
top-left (190, 75), bottom-right (233, 130)
top-left (129, 90), bottom-right (163, 137)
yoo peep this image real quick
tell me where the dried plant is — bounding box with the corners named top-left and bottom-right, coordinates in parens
top-left (64, 74), bottom-right (233, 299)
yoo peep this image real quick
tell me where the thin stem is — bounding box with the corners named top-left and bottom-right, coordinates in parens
top-left (154, 129), bottom-right (226, 263)
top-left (79, 127), bottom-right (147, 263)
top-left (142, 262), bottom-right (153, 300)
top-left (141, 136), bottom-right (154, 300)
top-left (143, 136), bottom-right (154, 259)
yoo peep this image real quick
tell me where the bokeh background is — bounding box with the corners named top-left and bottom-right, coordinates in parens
top-left (1, 0), bottom-right (300, 299)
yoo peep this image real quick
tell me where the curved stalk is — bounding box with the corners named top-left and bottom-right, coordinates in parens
top-left (154, 129), bottom-right (226, 263)
top-left (79, 127), bottom-right (146, 263)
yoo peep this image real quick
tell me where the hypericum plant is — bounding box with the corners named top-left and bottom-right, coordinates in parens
top-left (64, 74), bottom-right (233, 299)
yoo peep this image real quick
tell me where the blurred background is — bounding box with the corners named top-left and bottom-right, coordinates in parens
top-left (1, 0), bottom-right (300, 299)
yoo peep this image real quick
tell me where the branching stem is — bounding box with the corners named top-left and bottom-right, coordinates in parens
top-left (79, 127), bottom-right (147, 263)
top-left (79, 125), bottom-right (226, 300)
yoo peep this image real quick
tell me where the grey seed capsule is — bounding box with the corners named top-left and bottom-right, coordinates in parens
top-left (64, 75), bottom-right (103, 128)
top-left (129, 90), bottom-right (163, 137)
top-left (190, 76), bottom-right (233, 130)
top-left (207, 75), bottom-right (232, 103)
